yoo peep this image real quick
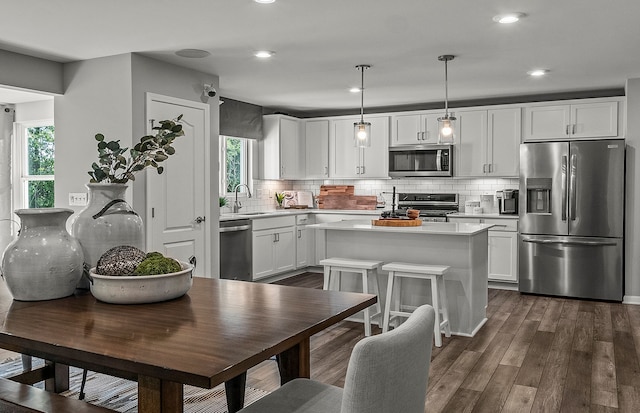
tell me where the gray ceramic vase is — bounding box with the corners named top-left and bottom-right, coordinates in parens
top-left (71, 183), bottom-right (144, 289)
top-left (1, 208), bottom-right (84, 301)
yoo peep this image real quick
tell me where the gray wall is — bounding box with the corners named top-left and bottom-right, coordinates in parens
top-left (625, 78), bottom-right (640, 301)
top-left (0, 49), bottom-right (63, 95)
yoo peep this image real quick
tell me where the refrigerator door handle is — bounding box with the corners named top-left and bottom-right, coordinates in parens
top-left (561, 155), bottom-right (567, 222)
top-left (569, 154), bottom-right (577, 221)
top-left (522, 238), bottom-right (617, 247)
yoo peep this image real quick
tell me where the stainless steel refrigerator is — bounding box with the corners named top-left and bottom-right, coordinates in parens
top-left (519, 139), bottom-right (625, 301)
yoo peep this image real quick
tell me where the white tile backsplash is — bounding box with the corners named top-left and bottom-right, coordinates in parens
top-left (238, 177), bottom-right (519, 213)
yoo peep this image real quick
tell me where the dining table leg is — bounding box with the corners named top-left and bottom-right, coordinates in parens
top-left (276, 337), bottom-right (311, 384)
top-left (44, 361), bottom-right (69, 393)
top-left (138, 375), bottom-right (184, 413)
top-left (225, 372), bottom-right (247, 413)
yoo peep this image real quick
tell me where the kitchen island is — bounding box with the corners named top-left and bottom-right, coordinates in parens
top-left (310, 220), bottom-right (492, 337)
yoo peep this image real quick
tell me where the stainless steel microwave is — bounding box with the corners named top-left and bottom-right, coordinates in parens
top-left (388, 145), bottom-right (453, 177)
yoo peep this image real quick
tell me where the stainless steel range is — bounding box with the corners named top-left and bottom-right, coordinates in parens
top-left (396, 193), bottom-right (459, 222)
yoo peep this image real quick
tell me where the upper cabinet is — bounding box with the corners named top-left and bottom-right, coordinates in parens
top-left (304, 119), bottom-right (329, 179)
top-left (391, 112), bottom-right (440, 146)
top-left (523, 99), bottom-right (619, 141)
top-left (331, 116), bottom-right (389, 178)
top-left (455, 107), bottom-right (521, 178)
top-left (260, 115), bottom-right (305, 180)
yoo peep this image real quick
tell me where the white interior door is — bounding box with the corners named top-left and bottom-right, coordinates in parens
top-left (146, 94), bottom-right (210, 277)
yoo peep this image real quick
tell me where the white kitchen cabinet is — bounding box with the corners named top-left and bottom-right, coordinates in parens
top-left (390, 112), bottom-right (440, 146)
top-left (449, 216), bottom-right (519, 283)
top-left (331, 116), bottom-right (389, 178)
top-left (260, 115), bottom-right (305, 179)
top-left (252, 216), bottom-right (296, 280)
top-left (455, 108), bottom-right (520, 178)
top-left (455, 110), bottom-right (487, 177)
top-left (304, 119), bottom-right (329, 179)
top-left (523, 100), bottom-right (618, 141)
top-left (296, 214), bottom-right (314, 268)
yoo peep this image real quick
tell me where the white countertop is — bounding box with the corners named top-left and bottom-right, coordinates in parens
top-left (449, 212), bottom-right (519, 220)
top-left (220, 209), bottom-right (382, 221)
top-left (309, 219), bottom-right (493, 236)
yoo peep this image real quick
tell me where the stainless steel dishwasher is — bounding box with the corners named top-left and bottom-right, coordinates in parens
top-left (219, 218), bottom-right (252, 281)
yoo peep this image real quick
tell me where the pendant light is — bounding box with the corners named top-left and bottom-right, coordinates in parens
top-left (354, 64), bottom-right (371, 148)
top-left (437, 55), bottom-right (456, 144)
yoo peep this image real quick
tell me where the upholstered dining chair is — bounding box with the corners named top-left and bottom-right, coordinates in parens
top-left (237, 304), bottom-right (436, 413)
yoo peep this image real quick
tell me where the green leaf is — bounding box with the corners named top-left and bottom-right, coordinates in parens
top-left (106, 141), bottom-right (120, 151)
top-left (97, 141), bottom-right (107, 150)
top-left (154, 153), bottom-right (168, 162)
top-left (157, 166), bottom-right (164, 174)
top-left (165, 146), bottom-right (175, 155)
top-left (95, 133), bottom-right (105, 141)
top-left (171, 124), bottom-right (182, 133)
top-left (133, 164), bottom-right (145, 171)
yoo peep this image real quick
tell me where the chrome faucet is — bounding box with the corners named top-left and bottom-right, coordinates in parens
top-left (232, 184), bottom-right (252, 213)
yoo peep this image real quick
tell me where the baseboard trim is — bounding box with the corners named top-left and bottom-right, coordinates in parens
top-left (623, 295), bottom-right (640, 305)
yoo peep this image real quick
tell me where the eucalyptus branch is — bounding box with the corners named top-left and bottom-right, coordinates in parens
top-left (88, 115), bottom-right (184, 184)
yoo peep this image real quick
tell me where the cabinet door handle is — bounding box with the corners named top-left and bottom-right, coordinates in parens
top-left (417, 132), bottom-right (421, 141)
top-left (421, 132), bottom-right (425, 141)
top-left (566, 125), bottom-right (570, 135)
top-left (572, 124), bottom-right (577, 134)
top-left (488, 164), bottom-right (493, 173)
top-left (298, 229), bottom-right (301, 238)
top-left (360, 165), bottom-right (365, 175)
top-left (482, 164), bottom-right (487, 173)
top-left (324, 166), bottom-right (328, 176)
top-left (356, 166), bottom-right (360, 174)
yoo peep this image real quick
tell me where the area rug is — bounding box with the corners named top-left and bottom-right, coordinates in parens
top-left (0, 357), bottom-right (269, 413)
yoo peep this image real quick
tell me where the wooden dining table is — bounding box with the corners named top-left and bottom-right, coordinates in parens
top-left (0, 277), bottom-right (376, 413)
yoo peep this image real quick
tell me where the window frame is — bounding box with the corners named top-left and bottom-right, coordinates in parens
top-left (219, 135), bottom-right (253, 198)
top-left (12, 119), bottom-right (55, 210)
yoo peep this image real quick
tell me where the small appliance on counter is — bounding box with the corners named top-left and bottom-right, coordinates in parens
top-left (496, 189), bottom-right (518, 215)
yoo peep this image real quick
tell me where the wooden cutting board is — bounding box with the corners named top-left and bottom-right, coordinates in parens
top-left (317, 185), bottom-right (376, 210)
top-left (372, 218), bottom-right (422, 227)
top-left (319, 195), bottom-right (377, 210)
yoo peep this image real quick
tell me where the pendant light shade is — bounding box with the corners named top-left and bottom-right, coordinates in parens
top-left (354, 64), bottom-right (371, 148)
top-left (437, 55), bottom-right (456, 144)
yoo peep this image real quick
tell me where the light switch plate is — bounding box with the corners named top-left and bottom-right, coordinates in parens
top-left (69, 192), bottom-right (88, 206)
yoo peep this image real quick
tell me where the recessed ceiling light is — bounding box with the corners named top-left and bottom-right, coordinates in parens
top-left (254, 50), bottom-right (275, 58)
top-left (493, 13), bottom-right (526, 24)
top-left (527, 69), bottom-right (549, 77)
top-left (254, 0), bottom-right (276, 3)
top-left (349, 87), bottom-right (361, 93)
top-left (175, 49), bottom-right (211, 58)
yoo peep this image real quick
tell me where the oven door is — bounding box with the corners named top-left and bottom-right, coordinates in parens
top-left (389, 145), bottom-right (452, 177)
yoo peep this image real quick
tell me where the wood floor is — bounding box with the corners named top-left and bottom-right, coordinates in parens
top-left (247, 272), bottom-right (640, 413)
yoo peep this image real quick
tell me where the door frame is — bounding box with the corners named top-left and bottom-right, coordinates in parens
top-left (144, 92), bottom-right (212, 277)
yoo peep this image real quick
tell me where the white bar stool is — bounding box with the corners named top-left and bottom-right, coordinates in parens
top-left (381, 262), bottom-right (451, 347)
top-left (319, 257), bottom-right (383, 336)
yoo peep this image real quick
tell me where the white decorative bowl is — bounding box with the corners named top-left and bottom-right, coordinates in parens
top-left (88, 261), bottom-right (193, 304)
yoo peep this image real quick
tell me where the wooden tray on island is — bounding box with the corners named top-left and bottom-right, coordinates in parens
top-left (371, 218), bottom-right (422, 227)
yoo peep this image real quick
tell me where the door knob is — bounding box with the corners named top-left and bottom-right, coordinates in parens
top-left (195, 216), bottom-right (205, 224)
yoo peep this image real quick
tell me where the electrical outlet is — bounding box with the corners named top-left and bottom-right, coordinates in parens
top-left (69, 192), bottom-right (88, 206)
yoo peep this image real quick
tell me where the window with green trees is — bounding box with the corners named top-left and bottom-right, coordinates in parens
top-left (220, 136), bottom-right (250, 195)
top-left (23, 125), bottom-right (55, 208)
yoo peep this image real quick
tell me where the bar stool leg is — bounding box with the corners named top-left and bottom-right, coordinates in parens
top-left (439, 275), bottom-right (452, 337)
top-left (430, 275), bottom-right (442, 347)
top-left (382, 271), bottom-right (395, 333)
top-left (361, 269), bottom-right (372, 337)
top-left (323, 265), bottom-right (331, 290)
top-left (370, 267), bottom-right (382, 324)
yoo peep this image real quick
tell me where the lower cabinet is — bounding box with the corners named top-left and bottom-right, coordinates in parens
top-left (449, 216), bottom-right (519, 283)
top-left (295, 214), bottom-right (314, 268)
top-left (252, 216), bottom-right (296, 280)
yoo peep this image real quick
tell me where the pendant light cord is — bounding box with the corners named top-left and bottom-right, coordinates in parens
top-left (444, 58), bottom-right (449, 116)
top-left (360, 65), bottom-right (365, 122)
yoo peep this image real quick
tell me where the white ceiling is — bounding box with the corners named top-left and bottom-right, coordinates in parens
top-left (1, 0), bottom-right (639, 113)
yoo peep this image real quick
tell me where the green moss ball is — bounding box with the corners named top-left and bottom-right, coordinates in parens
top-left (133, 255), bottom-right (181, 276)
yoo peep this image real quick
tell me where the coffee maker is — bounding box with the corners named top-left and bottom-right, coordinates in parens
top-left (496, 189), bottom-right (519, 215)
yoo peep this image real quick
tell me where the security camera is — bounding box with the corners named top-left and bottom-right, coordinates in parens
top-left (203, 84), bottom-right (217, 98)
